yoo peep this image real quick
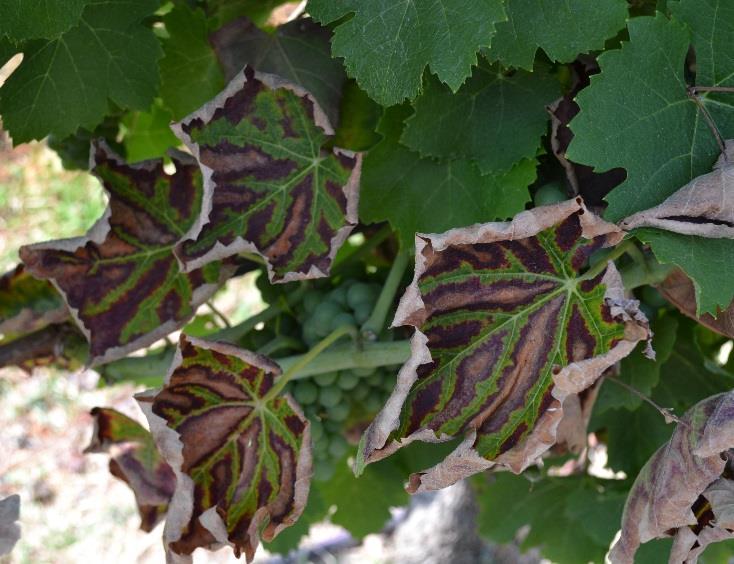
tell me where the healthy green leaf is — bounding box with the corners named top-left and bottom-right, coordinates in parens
top-left (319, 455), bottom-right (408, 538)
top-left (637, 229), bottom-right (734, 316)
top-left (174, 68), bottom-right (361, 283)
top-left (159, 5), bottom-right (226, 121)
top-left (308, 0), bottom-right (506, 106)
top-left (360, 105), bottom-right (536, 247)
top-left (19, 144), bottom-right (236, 365)
top-left (138, 335), bottom-right (311, 563)
top-left (487, 0), bottom-right (628, 70)
top-left (0, 0), bottom-right (90, 41)
top-left (84, 407), bottom-right (175, 532)
top-left (210, 16), bottom-right (345, 126)
top-left (0, 265), bottom-right (68, 342)
top-left (595, 315), bottom-right (678, 413)
top-left (359, 200), bottom-right (650, 491)
top-left (0, 0), bottom-right (162, 143)
top-left (122, 101), bottom-right (180, 163)
top-left (477, 474), bottom-right (624, 564)
top-left (401, 61), bottom-right (559, 174)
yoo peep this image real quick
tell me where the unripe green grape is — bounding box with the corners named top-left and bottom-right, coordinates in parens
top-left (327, 402), bottom-right (350, 421)
top-left (324, 419), bottom-right (342, 433)
top-left (293, 381), bottom-right (319, 405)
top-left (534, 182), bottom-right (568, 207)
top-left (366, 371), bottom-right (383, 387)
top-left (309, 418), bottom-right (324, 441)
top-left (330, 284), bottom-right (350, 307)
top-left (301, 323), bottom-right (320, 347)
top-left (314, 371), bottom-right (338, 387)
top-left (338, 371), bottom-right (360, 390)
top-left (353, 382), bottom-right (371, 400)
top-left (347, 283), bottom-right (373, 310)
top-left (329, 312), bottom-right (356, 332)
top-left (311, 301), bottom-right (345, 336)
top-left (328, 435), bottom-right (349, 458)
top-left (318, 385), bottom-right (343, 407)
top-left (303, 290), bottom-right (323, 314)
top-left (364, 394), bottom-right (384, 413)
top-left (353, 301), bottom-right (372, 324)
top-left (314, 434), bottom-right (330, 454)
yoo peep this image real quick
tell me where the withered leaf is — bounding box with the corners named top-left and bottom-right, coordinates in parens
top-left (703, 477), bottom-right (734, 529)
top-left (173, 67), bottom-right (361, 283)
top-left (19, 144), bottom-right (236, 365)
top-left (85, 407), bottom-right (176, 532)
top-left (137, 334), bottom-right (311, 563)
top-left (621, 141), bottom-right (734, 238)
top-left (0, 264), bottom-right (68, 342)
top-left (657, 268), bottom-right (734, 339)
top-left (610, 391), bottom-right (734, 563)
top-left (357, 198), bottom-right (650, 492)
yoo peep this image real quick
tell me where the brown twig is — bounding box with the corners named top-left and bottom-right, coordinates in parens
top-left (688, 87), bottom-right (728, 160)
top-left (605, 375), bottom-right (688, 427)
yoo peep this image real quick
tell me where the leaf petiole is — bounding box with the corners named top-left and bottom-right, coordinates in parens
top-left (361, 248), bottom-right (410, 339)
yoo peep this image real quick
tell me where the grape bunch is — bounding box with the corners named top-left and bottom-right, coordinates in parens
top-left (288, 365), bottom-right (397, 481)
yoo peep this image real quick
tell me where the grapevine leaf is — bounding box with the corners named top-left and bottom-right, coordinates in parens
top-left (360, 105), bottom-right (536, 248)
top-left (704, 478), bottom-right (734, 529)
top-left (173, 67), bottom-right (361, 283)
top-left (159, 5), bottom-right (226, 121)
top-left (210, 17), bottom-right (345, 126)
top-left (84, 407), bottom-right (176, 532)
top-left (486, 0), bottom-right (628, 70)
top-left (263, 488), bottom-right (327, 555)
top-left (595, 316), bottom-right (678, 413)
top-left (0, 495), bottom-right (20, 557)
top-left (476, 474), bottom-right (624, 564)
top-left (636, 228), bottom-right (734, 316)
top-left (137, 335), bottom-right (311, 563)
top-left (0, 0), bottom-right (90, 41)
top-left (0, 265), bottom-right (68, 342)
top-left (207, 0), bottom-right (295, 29)
top-left (19, 144), bottom-right (236, 365)
top-left (122, 101), bottom-right (180, 163)
top-left (307, 0), bottom-right (507, 106)
top-left (358, 199), bottom-right (651, 491)
top-left (610, 391), bottom-right (734, 563)
top-left (658, 268), bottom-right (734, 339)
top-left (621, 141), bottom-right (734, 238)
top-left (318, 455), bottom-right (409, 538)
top-left (0, 0), bottom-right (162, 143)
top-left (401, 61), bottom-right (559, 174)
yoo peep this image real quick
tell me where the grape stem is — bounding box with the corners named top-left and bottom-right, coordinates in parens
top-left (605, 375), bottom-right (686, 426)
top-left (581, 238), bottom-right (637, 281)
top-left (266, 324), bottom-right (359, 400)
top-left (361, 248), bottom-right (410, 339)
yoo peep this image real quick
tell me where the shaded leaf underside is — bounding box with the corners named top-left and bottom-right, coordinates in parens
top-left (19, 145), bottom-right (235, 364)
top-left (174, 67), bottom-right (360, 282)
top-left (144, 335), bottom-right (310, 562)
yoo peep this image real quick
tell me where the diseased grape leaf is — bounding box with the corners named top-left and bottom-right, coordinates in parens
top-left (0, 0), bottom-right (90, 41)
top-left (0, 495), bottom-right (20, 557)
top-left (703, 478), bottom-right (734, 529)
top-left (360, 105), bottom-right (536, 248)
top-left (0, 0), bottom-right (162, 143)
top-left (658, 268), bottom-right (734, 339)
top-left (122, 100), bottom-right (180, 163)
top-left (637, 228), bottom-right (734, 316)
top-left (307, 0), bottom-right (506, 106)
top-left (159, 5), bottom-right (226, 121)
top-left (263, 487), bottom-right (327, 555)
top-left (476, 473), bottom-right (625, 564)
top-left (210, 16), bottom-right (345, 126)
top-left (486, 0), bottom-right (628, 70)
top-left (358, 199), bottom-right (651, 491)
top-left (595, 316), bottom-right (678, 413)
top-left (401, 61), bottom-right (559, 175)
top-left (568, 8), bottom-right (734, 314)
top-left (621, 141), bottom-right (734, 238)
top-left (0, 265), bottom-right (68, 342)
top-left (610, 391), bottom-right (734, 563)
top-left (137, 335), bottom-right (311, 563)
top-left (173, 67), bottom-right (361, 283)
top-left (84, 407), bottom-right (176, 532)
top-left (19, 144), bottom-right (237, 365)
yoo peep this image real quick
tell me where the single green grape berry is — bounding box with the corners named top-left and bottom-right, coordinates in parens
top-left (347, 283), bottom-right (373, 310)
top-left (311, 301), bottom-right (345, 337)
top-left (338, 371), bottom-right (360, 390)
top-left (534, 182), bottom-right (568, 207)
top-left (327, 402), bottom-right (351, 422)
top-left (328, 435), bottom-right (349, 458)
top-left (330, 284), bottom-right (349, 307)
top-left (302, 290), bottom-right (323, 314)
top-left (364, 394), bottom-right (384, 413)
top-left (366, 371), bottom-right (383, 387)
top-left (313, 461), bottom-right (335, 482)
top-left (301, 324), bottom-right (320, 347)
top-left (314, 371), bottom-right (338, 387)
top-left (315, 434), bottom-right (331, 453)
top-left (330, 312), bottom-right (356, 332)
top-left (318, 385), bottom-right (343, 408)
top-left (353, 382), bottom-right (371, 400)
top-left (293, 381), bottom-right (319, 405)
top-left (353, 302), bottom-right (372, 324)
top-left (324, 419), bottom-right (342, 433)
top-left (309, 418), bottom-right (324, 441)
